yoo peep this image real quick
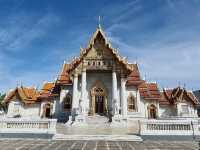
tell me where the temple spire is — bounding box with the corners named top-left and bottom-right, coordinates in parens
top-left (98, 16), bottom-right (102, 29)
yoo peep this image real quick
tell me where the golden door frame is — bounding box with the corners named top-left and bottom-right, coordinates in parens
top-left (90, 80), bottom-right (108, 115)
top-left (43, 102), bottom-right (53, 118)
top-left (127, 93), bottom-right (137, 112)
top-left (147, 104), bottom-right (157, 119)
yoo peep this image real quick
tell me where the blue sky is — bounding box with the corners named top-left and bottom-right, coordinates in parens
top-left (0, 0), bottom-right (200, 93)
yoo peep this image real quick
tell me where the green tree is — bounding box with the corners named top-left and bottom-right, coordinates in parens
top-left (0, 93), bottom-right (6, 112)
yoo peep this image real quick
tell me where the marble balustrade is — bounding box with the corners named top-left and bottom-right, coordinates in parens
top-left (140, 119), bottom-right (200, 136)
top-left (0, 118), bottom-right (57, 134)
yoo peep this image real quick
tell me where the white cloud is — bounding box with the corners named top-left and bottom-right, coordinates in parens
top-left (103, 0), bottom-right (200, 90)
top-left (2, 13), bottom-right (60, 51)
top-left (1, 0), bottom-right (200, 93)
top-left (0, 12), bottom-right (62, 93)
top-left (0, 69), bottom-right (57, 92)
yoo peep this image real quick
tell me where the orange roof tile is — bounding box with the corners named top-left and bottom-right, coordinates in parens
top-left (186, 91), bottom-right (199, 105)
top-left (138, 81), bottom-right (161, 100)
top-left (161, 87), bottom-right (199, 105)
top-left (38, 82), bottom-right (58, 99)
top-left (68, 28), bottom-right (133, 73)
top-left (40, 82), bottom-right (55, 94)
top-left (126, 64), bottom-right (142, 86)
top-left (4, 87), bottom-right (40, 104)
top-left (159, 92), bottom-right (172, 105)
top-left (42, 82), bottom-right (55, 91)
top-left (57, 63), bottom-right (72, 85)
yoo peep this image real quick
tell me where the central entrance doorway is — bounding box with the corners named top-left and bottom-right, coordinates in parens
top-left (95, 93), bottom-right (104, 114)
top-left (90, 81), bottom-right (108, 115)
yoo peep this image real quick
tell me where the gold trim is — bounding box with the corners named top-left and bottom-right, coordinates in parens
top-left (90, 80), bottom-right (108, 115)
top-left (127, 93), bottom-right (137, 112)
top-left (147, 104), bottom-right (157, 119)
top-left (68, 27), bottom-right (133, 73)
top-left (43, 102), bottom-right (53, 118)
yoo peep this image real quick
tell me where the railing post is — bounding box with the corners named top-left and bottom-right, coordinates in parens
top-left (192, 120), bottom-right (199, 138)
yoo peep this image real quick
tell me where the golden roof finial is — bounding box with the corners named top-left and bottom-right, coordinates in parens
top-left (98, 16), bottom-right (102, 29)
top-left (80, 46), bottom-right (84, 54)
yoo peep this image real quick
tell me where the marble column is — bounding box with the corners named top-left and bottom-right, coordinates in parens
top-left (177, 103), bottom-right (181, 117)
top-left (72, 72), bottom-right (78, 114)
top-left (121, 77), bottom-right (127, 118)
top-left (112, 70), bottom-right (117, 100)
top-left (112, 70), bottom-right (118, 115)
top-left (80, 68), bottom-right (86, 114)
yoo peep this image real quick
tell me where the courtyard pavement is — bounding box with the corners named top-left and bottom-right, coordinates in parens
top-left (0, 140), bottom-right (198, 150)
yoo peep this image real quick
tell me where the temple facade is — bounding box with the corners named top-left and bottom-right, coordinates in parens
top-left (4, 26), bottom-right (199, 122)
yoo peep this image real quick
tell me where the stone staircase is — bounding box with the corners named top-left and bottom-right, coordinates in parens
top-left (85, 115), bottom-right (110, 127)
top-left (55, 115), bottom-right (142, 141)
top-left (53, 134), bottom-right (142, 141)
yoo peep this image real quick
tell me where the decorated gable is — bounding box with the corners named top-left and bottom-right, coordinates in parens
top-left (68, 27), bottom-right (133, 76)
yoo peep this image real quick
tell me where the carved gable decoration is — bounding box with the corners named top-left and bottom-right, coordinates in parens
top-left (85, 46), bottom-right (114, 60)
top-left (162, 87), bottom-right (199, 105)
top-left (86, 30), bottom-right (117, 60)
top-left (69, 27), bottom-right (133, 74)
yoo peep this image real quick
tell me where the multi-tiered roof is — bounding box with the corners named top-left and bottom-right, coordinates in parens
top-left (3, 26), bottom-right (199, 106)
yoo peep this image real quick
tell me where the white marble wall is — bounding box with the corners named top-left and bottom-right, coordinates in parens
top-left (7, 100), bottom-right (40, 118)
top-left (85, 72), bottom-right (114, 113)
top-left (159, 101), bottom-right (198, 118)
top-left (6, 84), bottom-right (198, 120)
top-left (54, 85), bottom-right (73, 120)
top-left (50, 73), bottom-right (198, 120)
top-left (57, 72), bottom-right (123, 115)
top-left (177, 101), bottom-right (198, 117)
top-left (126, 86), bottom-right (145, 118)
top-left (55, 74), bottom-right (152, 119)
top-left (159, 105), bottom-right (177, 118)
top-left (143, 99), bottom-right (159, 118)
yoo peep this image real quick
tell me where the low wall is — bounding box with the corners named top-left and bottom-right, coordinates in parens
top-left (140, 119), bottom-right (199, 136)
top-left (0, 118), bottom-right (57, 135)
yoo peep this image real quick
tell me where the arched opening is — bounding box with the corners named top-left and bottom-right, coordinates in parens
top-left (63, 94), bottom-right (72, 111)
top-left (45, 106), bottom-right (50, 118)
top-left (43, 103), bottom-right (52, 118)
top-left (148, 104), bottom-right (157, 119)
top-left (90, 81), bottom-right (108, 116)
top-left (127, 93), bottom-right (137, 112)
top-left (94, 87), bottom-right (104, 114)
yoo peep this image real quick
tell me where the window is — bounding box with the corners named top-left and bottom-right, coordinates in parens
top-left (95, 87), bottom-right (104, 93)
top-left (44, 103), bottom-right (51, 118)
top-left (148, 104), bottom-right (157, 119)
top-left (128, 94), bottom-right (136, 111)
top-left (63, 94), bottom-right (72, 111)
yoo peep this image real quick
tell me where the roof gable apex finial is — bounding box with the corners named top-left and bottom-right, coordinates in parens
top-left (88, 16), bottom-right (108, 47)
top-left (20, 81), bottom-right (23, 88)
top-left (98, 16), bottom-right (102, 29)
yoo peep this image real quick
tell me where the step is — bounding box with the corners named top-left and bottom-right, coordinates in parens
top-left (53, 134), bottom-right (143, 141)
top-left (56, 122), bottom-right (139, 135)
top-left (86, 116), bottom-right (109, 124)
